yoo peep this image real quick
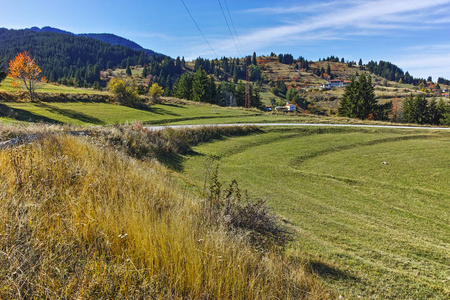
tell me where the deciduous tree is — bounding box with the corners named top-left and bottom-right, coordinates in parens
top-left (8, 52), bottom-right (42, 101)
top-left (148, 83), bottom-right (164, 103)
top-left (107, 78), bottom-right (139, 106)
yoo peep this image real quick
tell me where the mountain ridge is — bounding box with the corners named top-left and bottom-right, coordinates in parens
top-left (27, 26), bottom-right (161, 57)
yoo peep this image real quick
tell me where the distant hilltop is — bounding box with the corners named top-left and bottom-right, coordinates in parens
top-left (27, 26), bottom-right (161, 57)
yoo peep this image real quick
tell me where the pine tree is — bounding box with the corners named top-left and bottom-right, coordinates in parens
top-left (338, 74), bottom-right (377, 119)
top-left (175, 56), bottom-right (182, 73)
top-left (250, 84), bottom-right (262, 108)
top-left (252, 52), bottom-right (257, 65)
top-left (173, 73), bottom-right (192, 100)
top-left (0, 57), bottom-right (7, 84)
top-left (126, 66), bottom-right (132, 76)
top-left (235, 81), bottom-right (246, 106)
top-left (192, 67), bottom-right (208, 102)
top-left (403, 94), bottom-right (429, 124)
top-left (205, 76), bottom-right (217, 104)
top-left (428, 98), bottom-right (440, 124)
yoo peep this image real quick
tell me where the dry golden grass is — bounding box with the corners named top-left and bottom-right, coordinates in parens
top-left (0, 132), bottom-right (332, 299)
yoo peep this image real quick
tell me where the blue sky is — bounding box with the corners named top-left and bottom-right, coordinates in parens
top-left (2, 0), bottom-right (450, 80)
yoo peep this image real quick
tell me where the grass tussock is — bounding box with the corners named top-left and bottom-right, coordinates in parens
top-left (0, 133), bottom-right (331, 299)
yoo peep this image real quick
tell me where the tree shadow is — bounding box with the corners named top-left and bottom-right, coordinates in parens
top-left (36, 102), bottom-right (106, 125)
top-left (147, 105), bottom-right (180, 116)
top-left (0, 103), bottom-right (60, 123)
top-left (131, 102), bottom-right (181, 116)
top-left (307, 260), bottom-right (359, 282)
top-left (163, 103), bottom-right (186, 109)
top-left (156, 152), bottom-right (185, 172)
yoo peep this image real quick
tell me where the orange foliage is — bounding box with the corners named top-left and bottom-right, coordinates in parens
top-left (9, 51), bottom-right (42, 101)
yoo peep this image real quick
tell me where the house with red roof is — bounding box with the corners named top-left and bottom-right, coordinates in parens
top-left (321, 79), bottom-right (348, 89)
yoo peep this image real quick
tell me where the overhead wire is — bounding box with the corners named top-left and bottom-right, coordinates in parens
top-left (180, 0), bottom-right (218, 58)
top-left (223, 0), bottom-right (245, 54)
top-left (217, 0), bottom-right (242, 57)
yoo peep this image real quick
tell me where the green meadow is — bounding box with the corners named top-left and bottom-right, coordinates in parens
top-left (0, 77), bottom-right (107, 94)
top-left (0, 101), bottom-right (292, 125)
top-left (0, 100), bottom-right (381, 126)
top-left (181, 127), bottom-right (450, 299)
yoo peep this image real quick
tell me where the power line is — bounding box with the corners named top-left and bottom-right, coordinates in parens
top-left (180, 0), bottom-right (218, 58)
top-left (217, 0), bottom-right (242, 57)
top-left (223, 0), bottom-right (245, 54)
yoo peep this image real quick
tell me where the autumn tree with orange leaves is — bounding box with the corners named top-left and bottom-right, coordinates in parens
top-left (9, 52), bottom-right (42, 101)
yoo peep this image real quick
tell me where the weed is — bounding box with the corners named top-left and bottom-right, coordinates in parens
top-left (206, 167), bottom-right (293, 250)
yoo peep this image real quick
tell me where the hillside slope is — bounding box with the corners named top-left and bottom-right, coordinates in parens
top-left (0, 28), bottom-right (161, 83)
top-left (29, 26), bottom-right (160, 56)
top-left (0, 125), bottom-right (332, 299)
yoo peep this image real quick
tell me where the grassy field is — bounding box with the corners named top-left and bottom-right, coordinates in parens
top-left (0, 77), bottom-right (107, 94)
top-left (1, 100), bottom-right (400, 126)
top-left (0, 101), bottom-right (284, 125)
top-left (0, 126), bottom-right (335, 299)
top-left (181, 127), bottom-right (450, 298)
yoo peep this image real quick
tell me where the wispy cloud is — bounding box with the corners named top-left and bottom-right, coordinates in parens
top-left (241, 1), bottom-right (348, 14)
top-left (182, 0), bottom-right (450, 80)
top-left (392, 44), bottom-right (450, 79)
top-left (212, 0), bottom-right (450, 54)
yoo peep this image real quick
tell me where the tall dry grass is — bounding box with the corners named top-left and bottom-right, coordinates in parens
top-left (0, 133), bottom-right (331, 299)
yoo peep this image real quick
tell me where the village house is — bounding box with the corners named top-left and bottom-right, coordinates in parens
top-left (321, 79), bottom-right (349, 89)
top-left (284, 102), bottom-right (297, 112)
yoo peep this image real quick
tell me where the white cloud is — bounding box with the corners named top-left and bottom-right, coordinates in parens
top-left (217, 0), bottom-right (450, 56)
top-left (182, 0), bottom-right (450, 80)
top-left (392, 44), bottom-right (450, 79)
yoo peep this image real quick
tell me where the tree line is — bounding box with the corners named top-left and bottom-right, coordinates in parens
top-left (0, 28), bottom-right (171, 87)
top-left (403, 94), bottom-right (449, 125)
top-left (173, 67), bottom-right (261, 107)
top-left (338, 74), bottom-right (450, 125)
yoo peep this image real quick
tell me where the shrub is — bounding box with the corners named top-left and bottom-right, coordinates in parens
top-left (206, 167), bottom-right (293, 250)
top-left (107, 78), bottom-right (140, 106)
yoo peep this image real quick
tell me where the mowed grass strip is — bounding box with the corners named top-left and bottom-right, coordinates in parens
top-left (1, 101), bottom-right (264, 125)
top-left (181, 127), bottom-right (450, 299)
top-left (1, 100), bottom-right (375, 126)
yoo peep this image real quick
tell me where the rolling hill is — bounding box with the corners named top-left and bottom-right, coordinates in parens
top-left (28, 26), bottom-right (160, 56)
top-left (0, 28), bottom-right (166, 84)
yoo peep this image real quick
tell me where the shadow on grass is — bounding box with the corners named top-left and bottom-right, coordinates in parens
top-left (147, 105), bottom-right (180, 116)
top-left (0, 103), bottom-right (60, 123)
top-left (36, 102), bottom-right (106, 125)
top-left (163, 103), bottom-right (186, 109)
top-left (156, 152), bottom-right (185, 172)
top-left (131, 102), bottom-right (181, 116)
top-left (308, 260), bottom-right (358, 282)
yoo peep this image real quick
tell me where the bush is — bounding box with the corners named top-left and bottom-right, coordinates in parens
top-left (206, 167), bottom-right (292, 250)
top-left (107, 78), bottom-right (141, 106)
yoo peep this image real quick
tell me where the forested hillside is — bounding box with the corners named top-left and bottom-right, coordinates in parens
top-left (29, 26), bottom-right (159, 56)
top-left (0, 28), bottom-right (162, 85)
